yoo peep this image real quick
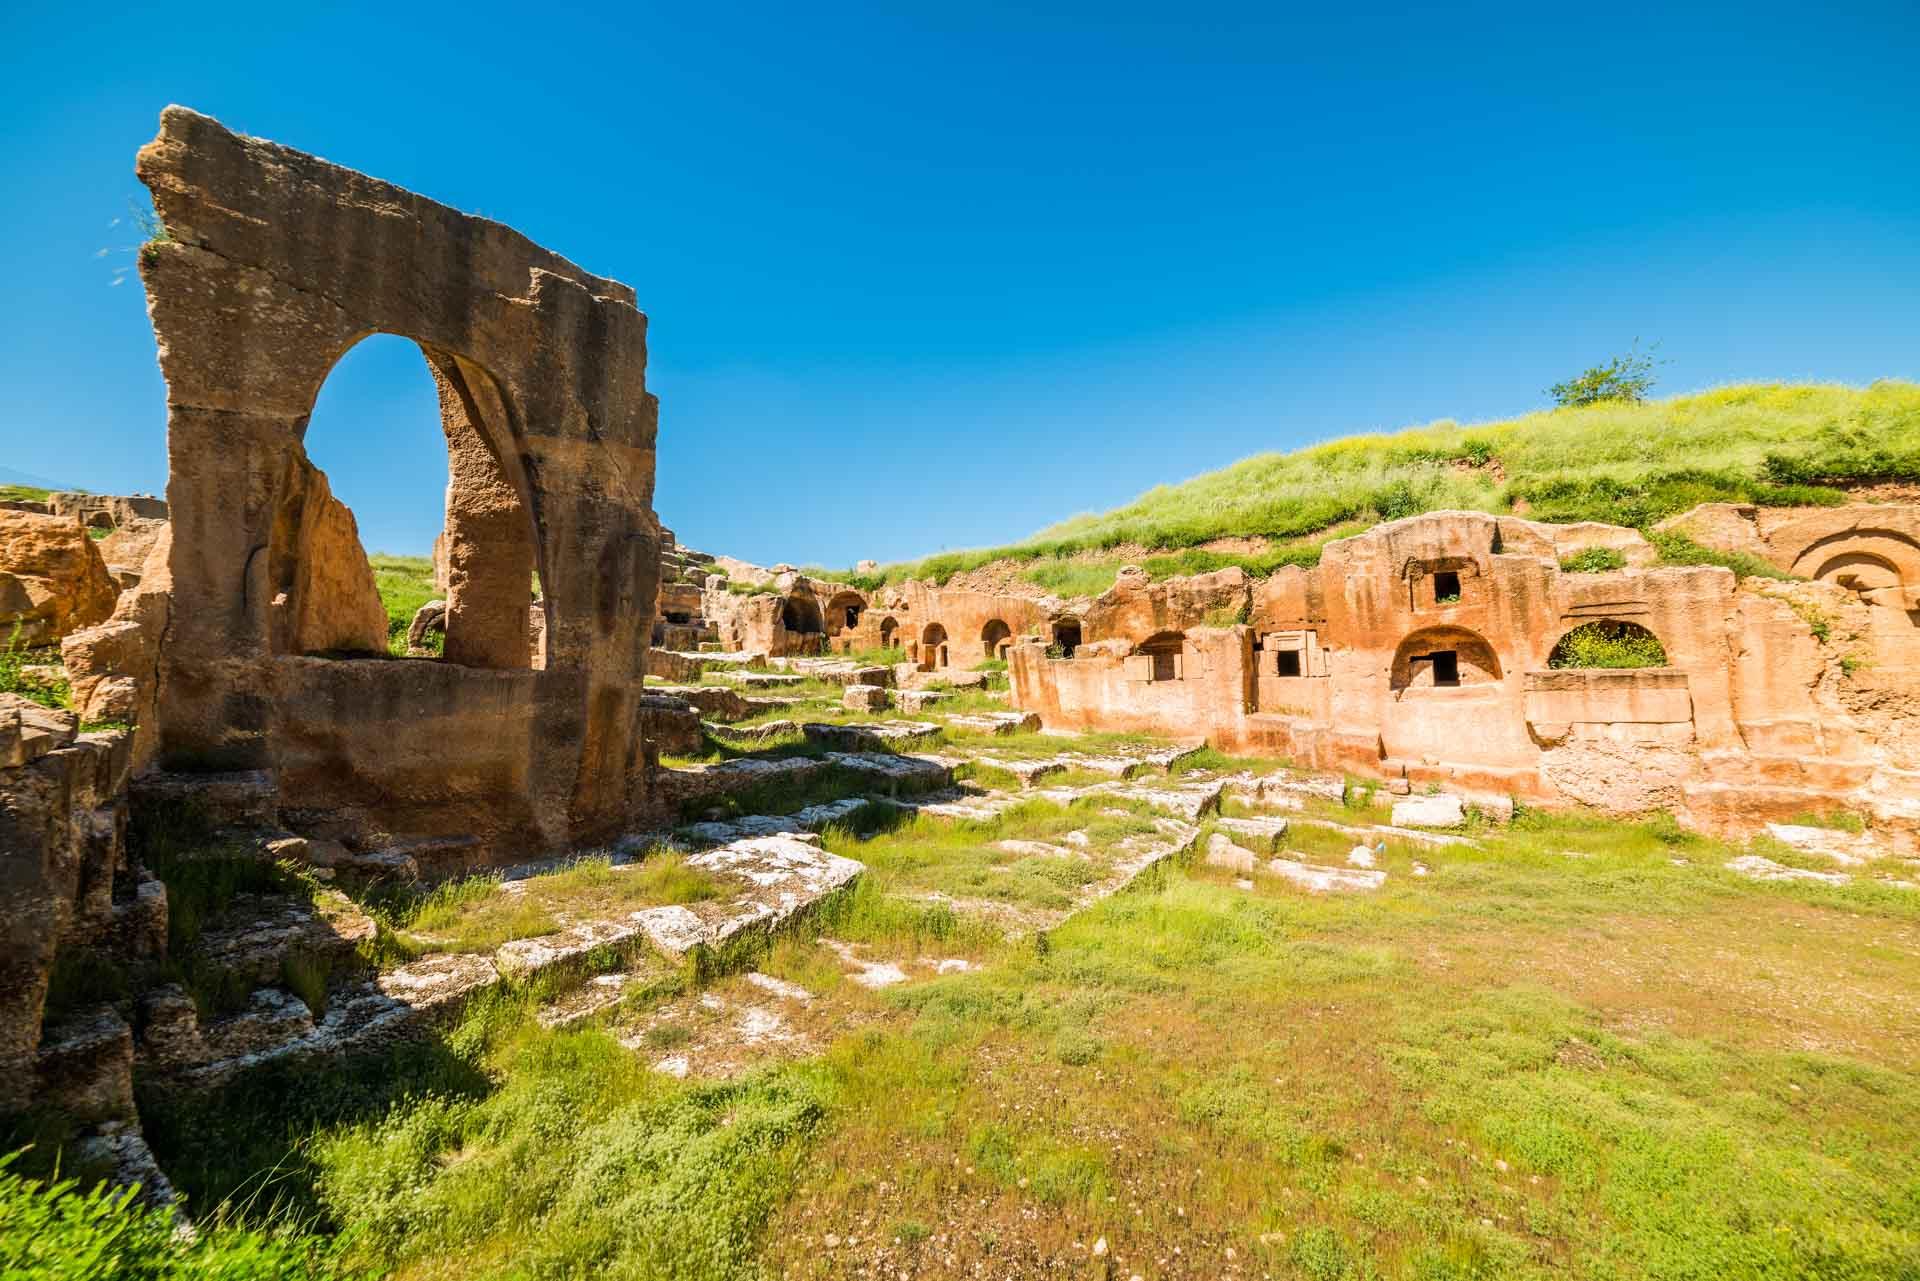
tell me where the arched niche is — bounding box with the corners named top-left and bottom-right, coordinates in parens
top-left (1547, 620), bottom-right (1668, 670)
top-left (1135, 630), bottom-right (1186, 682)
top-left (921, 622), bottom-right (950, 670)
top-left (1051, 617), bottom-right (1082, 657)
top-left (1390, 626), bottom-right (1501, 692)
top-left (981, 618), bottom-right (1012, 659)
top-left (823, 590), bottom-right (867, 636)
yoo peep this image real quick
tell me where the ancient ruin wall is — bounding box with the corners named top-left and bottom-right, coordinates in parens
top-left (137, 107), bottom-right (662, 855)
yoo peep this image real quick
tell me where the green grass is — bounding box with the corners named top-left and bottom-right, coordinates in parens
top-left (802, 382), bottom-right (1917, 587)
top-left (0, 626), bottom-right (69, 710)
top-left (0, 1152), bottom-right (365, 1280)
top-left (357, 854), bottom-right (725, 961)
top-left (1547, 620), bottom-right (1669, 669)
top-left (0, 484), bottom-right (52, 504)
top-left (367, 553), bottom-right (438, 655)
top-left (81, 751), bottom-right (1920, 1280)
top-left (1559, 546), bottom-right (1628, 574)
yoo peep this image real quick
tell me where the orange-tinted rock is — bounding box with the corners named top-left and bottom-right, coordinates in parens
top-left (0, 510), bottom-right (118, 646)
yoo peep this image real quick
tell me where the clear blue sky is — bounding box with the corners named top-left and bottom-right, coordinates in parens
top-left (2, 2), bottom-right (1915, 566)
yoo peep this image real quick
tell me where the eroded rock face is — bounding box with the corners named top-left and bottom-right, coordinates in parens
top-left (0, 510), bottom-right (118, 646)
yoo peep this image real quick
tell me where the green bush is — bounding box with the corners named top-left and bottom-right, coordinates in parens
top-left (1647, 530), bottom-right (1796, 580)
top-left (1547, 342), bottom-right (1663, 407)
top-left (0, 1151), bottom-right (365, 1280)
top-left (1548, 622), bottom-right (1668, 669)
top-left (1559, 547), bottom-right (1628, 574)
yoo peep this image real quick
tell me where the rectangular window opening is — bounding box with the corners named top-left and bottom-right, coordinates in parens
top-left (1433, 571), bottom-right (1462, 605)
top-left (1151, 649), bottom-right (1178, 682)
top-left (1429, 650), bottom-right (1460, 686)
top-left (1275, 650), bottom-right (1303, 677)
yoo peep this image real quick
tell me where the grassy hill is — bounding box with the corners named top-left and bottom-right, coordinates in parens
top-left (829, 381), bottom-right (1920, 595)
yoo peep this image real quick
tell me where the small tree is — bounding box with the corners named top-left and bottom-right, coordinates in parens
top-left (1547, 342), bottom-right (1664, 408)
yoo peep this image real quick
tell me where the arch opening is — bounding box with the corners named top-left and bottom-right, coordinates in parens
top-left (1547, 620), bottom-right (1668, 670)
top-left (1050, 617), bottom-right (1082, 658)
top-left (1135, 630), bottom-right (1187, 682)
top-left (285, 333), bottom-right (542, 670)
top-left (1390, 626), bottom-right (1501, 692)
top-left (1812, 550), bottom-right (1903, 593)
top-left (981, 618), bottom-right (1013, 660)
top-left (921, 622), bottom-right (950, 671)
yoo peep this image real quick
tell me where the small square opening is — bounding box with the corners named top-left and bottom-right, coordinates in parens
top-left (1275, 650), bottom-right (1303, 677)
top-left (1428, 650), bottom-right (1460, 686)
top-left (1151, 649), bottom-right (1178, 682)
top-left (1433, 571), bottom-right (1462, 605)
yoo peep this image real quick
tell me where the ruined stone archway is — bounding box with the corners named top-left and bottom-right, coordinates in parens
top-left (921, 622), bottom-right (949, 671)
top-left (138, 107), bottom-right (661, 857)
top-left (824, 590), bottom-right (867, 637)
top-left (981, 618), bottom-right (1012, 660)
top-left (879, 616), bottom-right (899, 652)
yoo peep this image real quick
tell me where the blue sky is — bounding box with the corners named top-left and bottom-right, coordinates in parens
top-left (2, 2), bottom-right (1915, 566)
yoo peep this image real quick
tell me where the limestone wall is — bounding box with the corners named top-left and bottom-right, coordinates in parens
top-left (1011, 506), bottom-right (1920, 838)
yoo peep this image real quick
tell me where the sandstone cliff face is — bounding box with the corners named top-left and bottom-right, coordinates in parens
top-left (0, 510), bottom-right (118, 646)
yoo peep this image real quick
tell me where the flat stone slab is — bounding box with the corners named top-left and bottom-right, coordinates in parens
top-left (975, 755), bottom-right (1068, 787)
top-left (776, 659), bottom-right (893, 688)
top-left (1266, 857), bottom-right (1388, 893)
top-left (824, 751), bottom-right (953, 791)
top-left (1215, 815), bottom-right (1290, 851)
top-left (715, 670), bottom-right (810, 688)
top-left (995, 839), bottom-right (1079, 859)
top-left (803, 721), bottom-right (943, 751)
top-left (1726, 854), bottom-right (1850, 886)
top-left (1763, 823), bottom-right (1873, 866)
top-left (495, 918), bottom-right (641, 978)
top-left (1035, 779), bottom-right (1225, 820)
top-left (1391, 795), bottom-right (1466, 829)
top-left (632, 836), bottom-right (864, 959)
top-left (703, 718), bottom-right (799, 744)
top-left (944, 710), bottom-right (1038, 734)
top-left (679, 796), bottom-right (871, 846)
top-left (197, 893), bottom-right (376, 986)
top-left (896, 690), bottom-right (953, 714)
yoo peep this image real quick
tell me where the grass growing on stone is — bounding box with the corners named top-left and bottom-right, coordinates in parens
top-left (0, 627), bottom-right (69, 710)
top-left (1546, 620), bottom-right (1670, 669)
top-left (367, 854), bottom-right (725, 959)
top-left (825, 382), bottom-right (1918, 588)
top-left (85, 759), bottom-right (1920, 1279)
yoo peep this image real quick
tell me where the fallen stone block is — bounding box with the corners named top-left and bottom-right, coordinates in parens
top-left (843, 684), bottom-right (890, 711)
top-left (1205, 833), bottom-right (1259, 874)
top-left (976, 755), bottom-right (1067, 787)
top-left (896, 689), bottom-right (952, 714)
top-left (1215, 815), bottom-right (1289, 851)
top-left (945, 710), bottom-right (1039, 735)
top-left (495, 918), bottom-right (640, 979)
top-left (1725, 854), bottom-right (1850, 886)
top-left (1391, 795), bottom-right (1466, 829)
top-left (1266, 857), bottom-right (1387, 893)
top-left (803, 721), bottom-right (942, 752)
top-left (632, 836), bottom-right (863, 960)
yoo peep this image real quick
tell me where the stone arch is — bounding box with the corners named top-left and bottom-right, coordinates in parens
top-left (1784, 527), bottom-right (1920, 590)
top-left (824, 590), bottom-right (867, 636)
top-left (136, 107), bottom-right (659, 853)
top-left (921, 622), bottom-right (950, 671)
top-left (879, 616), bottom-right (899, 651)
top-left (1135, 630), bottom-right (1186, 682)
top-left (782, 591), bottom-right (824, 636)
top-left (1546, 620), bottom-right (1669, 670)
top-left (1810, 549), bottom-right (1904, 592)
top-left (981, 618), bottom-right (1013, 659)
top-left (278, 332), bottom-right (544, 670)
top-left (1390, 626), bottom-right (1502, 692)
